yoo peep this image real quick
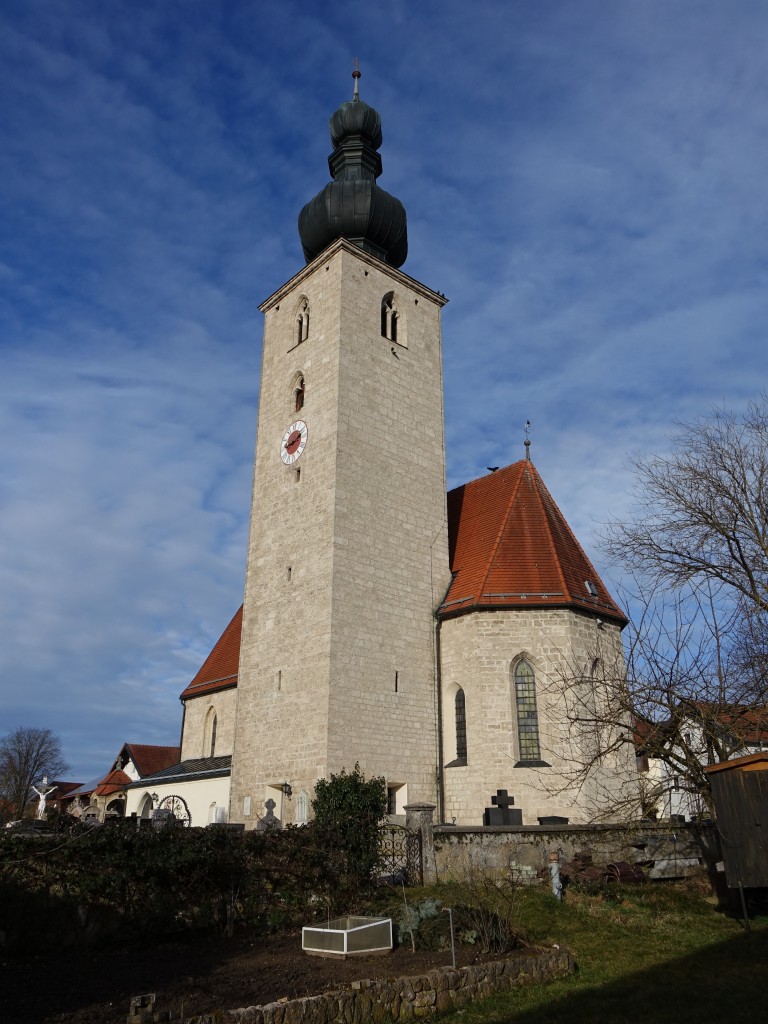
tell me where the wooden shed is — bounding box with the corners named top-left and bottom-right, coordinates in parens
top-left (705, 753), bottom-right (768, 889)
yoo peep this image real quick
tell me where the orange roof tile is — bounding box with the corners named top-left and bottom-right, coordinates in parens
top-left (441, 460), bottom-right (626, 624)
top-left (179, 606), bottom-right (243, 700)
top-left (122, 744), bottom-right (181, 777)
top-left (94, 768), bottom-right (132, 797)
top-left (689, 702), bottom-right (768, 744)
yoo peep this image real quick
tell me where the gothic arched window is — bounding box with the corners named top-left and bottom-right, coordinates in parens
top-left (296, 790), bottom-right (309, 825)
top-left (294, 375), bottom-right (305, 412)
top-left (296, 297), bottom-right (310, 345)
top-left (204, 707), bottom-right (218, 758)
top-left (514, 660), bottom-right (541, 763)
top-left (381, 292), bottom-right (399, 343)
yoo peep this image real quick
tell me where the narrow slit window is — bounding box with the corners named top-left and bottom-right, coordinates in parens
top-left (455, 687), bottom-right (467, 761)
top-left (294, 376), bottom-right (305, 412)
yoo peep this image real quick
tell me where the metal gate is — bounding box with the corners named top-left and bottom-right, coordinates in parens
top-left (378, 824), bottom-right (423, 885)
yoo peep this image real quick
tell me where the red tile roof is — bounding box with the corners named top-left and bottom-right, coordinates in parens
top-left (94, 768), bottom-right (132, 797)
top-left (122, 744), bottom-right (181, 778)
top-left (179, 606), bottom-right (243, 700)
top-left (441, 460), bottom-right (626, 624)
top-left (47, 781), bottom-right (84, 799)
top-left (690, 702), bottom-right (768, 744)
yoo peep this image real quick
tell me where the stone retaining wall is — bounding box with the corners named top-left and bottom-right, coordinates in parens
top-left (432, 822), bottom-right (720, 882)
top-left (180, 948), bottom-right (574, 1024)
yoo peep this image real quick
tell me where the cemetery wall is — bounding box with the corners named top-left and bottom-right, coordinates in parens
top-left (177, 947), bottom-right (575, 1024)
top-left (431, 822), bottom-right (721, 881)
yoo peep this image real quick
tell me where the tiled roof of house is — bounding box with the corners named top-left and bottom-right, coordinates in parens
top-left (441, 460), bottom-right (626, 624)
top-left (122, 744), bottom-right (181, 778)
top-left (179, 607), bottom-right (243, 701)
top-left (48, 781), bottom-right (84, 800)
top-left (93, 768), bottom-right (132, 797)
top-left (125, 755), bottom-right (232, 788)
top-left (691, 702), bottom-right (768, 744)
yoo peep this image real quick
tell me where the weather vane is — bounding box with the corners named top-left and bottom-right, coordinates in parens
top-left (524, 419), bottom-right (531, 460)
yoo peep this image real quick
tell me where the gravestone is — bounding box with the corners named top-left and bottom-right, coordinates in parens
top-left (255, 798), bottom-right (282, 830)
top-left (482, 789), bottom-right (523, 826)
top-left (151, 807), bottom-right (177, 828)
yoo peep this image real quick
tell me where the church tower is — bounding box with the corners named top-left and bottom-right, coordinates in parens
top-left (229, 72), bottom-right (451, 825)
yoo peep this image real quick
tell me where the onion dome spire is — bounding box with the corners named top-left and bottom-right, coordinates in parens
top-left (298, 65), bottom-right (408, 268)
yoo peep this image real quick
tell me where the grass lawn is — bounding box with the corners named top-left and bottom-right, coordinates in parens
top-left (433, 880), bottom-right (768, 1024)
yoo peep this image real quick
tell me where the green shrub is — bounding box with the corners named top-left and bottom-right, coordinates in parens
top-left (312, 762), bottom-right (386, 896)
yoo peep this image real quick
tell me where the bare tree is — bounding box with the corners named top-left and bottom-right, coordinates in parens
top-left (554, 398), bottom-right (768, 819)
top-left (0, 726), bottom-right (69, 821)
top-left (545, 581), bottom-right (768, 821)
top-left (605, 396), bottom-right (768, 613)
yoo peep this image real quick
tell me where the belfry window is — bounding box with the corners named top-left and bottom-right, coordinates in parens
top-left (296, 298), bottom-right (310, 345)
top-left (381, 292), bottom-right (399, 343)
top-left (514, 660), bottom-right (542, 764)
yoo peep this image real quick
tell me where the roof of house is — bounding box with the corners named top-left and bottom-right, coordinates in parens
top-left (179, 607), bottom-right (242, 701)
top-left (125, 755), bottom-right (232, 788)
top-left (690, 702), bottom-right (768, 744)
top-left (47, 781), bottom-right (84, 800)
top-left (118, 743), bottom-right (182, 777)
top-left (440, 459), bottom-right (626, 623)
top-left (93, 768), bottom-right (132, 797)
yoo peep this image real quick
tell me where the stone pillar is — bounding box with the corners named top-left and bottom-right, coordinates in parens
top-left (404, 802), bottom-right (437, 885)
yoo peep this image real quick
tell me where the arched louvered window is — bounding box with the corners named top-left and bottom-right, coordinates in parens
top-left (514, 660), bottom-right (541, 762)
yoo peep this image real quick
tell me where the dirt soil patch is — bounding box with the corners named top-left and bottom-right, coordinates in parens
top-left (3, 929), bottom-right (513, 1024)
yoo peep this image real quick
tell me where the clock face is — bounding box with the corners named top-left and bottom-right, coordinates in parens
top-left (280, 419), bottom-right (308, 464)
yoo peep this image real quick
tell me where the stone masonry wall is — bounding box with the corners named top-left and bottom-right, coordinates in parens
top-left (181, 687), bottom-right (238, 761)
top-left (440, 608), bottom-right (638, 825)
top-left (432, 822), bottom-right (721, 881)
top-left (230, 239), bottom-right (450, 826)
top-left (177, 949), bottom-right (574, 1024)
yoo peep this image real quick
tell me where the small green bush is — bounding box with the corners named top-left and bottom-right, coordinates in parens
top-left (312, 762), bottom-right (386, 896)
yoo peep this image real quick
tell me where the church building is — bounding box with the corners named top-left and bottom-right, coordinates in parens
top-left (127, 74), bottom-right (638, 828)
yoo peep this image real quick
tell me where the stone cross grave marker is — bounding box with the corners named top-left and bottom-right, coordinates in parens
top-left (483, 789), bottom-right (523, 826)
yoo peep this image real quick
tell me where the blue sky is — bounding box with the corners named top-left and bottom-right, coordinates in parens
top-left (1, 1), bottom-right (766, 782)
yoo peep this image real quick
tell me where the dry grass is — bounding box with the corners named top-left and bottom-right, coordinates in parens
top-left (431, 876), bottom-right (768, 1024)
